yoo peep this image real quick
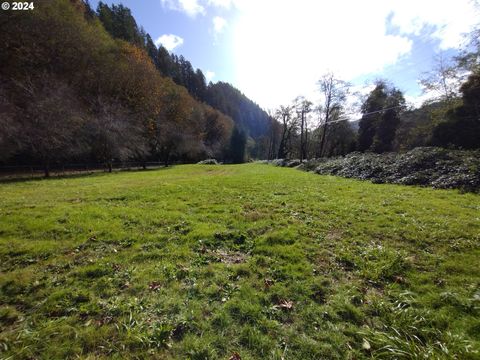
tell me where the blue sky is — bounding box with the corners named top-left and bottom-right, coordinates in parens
top-left (91, 0), bottom-right (235, 83)
top-left (91, 0), bottom-right (478, 111)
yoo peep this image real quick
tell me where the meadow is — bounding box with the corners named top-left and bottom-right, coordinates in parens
top-left (0, 164), bottom-right (479, 359)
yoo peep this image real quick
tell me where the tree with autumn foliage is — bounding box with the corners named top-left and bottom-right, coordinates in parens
top-left (0, 0), bottom-right (234, 173)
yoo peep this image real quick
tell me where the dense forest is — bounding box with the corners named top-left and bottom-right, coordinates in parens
top-left (95, 2), bottom-right (270, 139)
top-left (0, 0), bottom-right (270, 175)
top-left (0, 0), bottom-right (479, 176)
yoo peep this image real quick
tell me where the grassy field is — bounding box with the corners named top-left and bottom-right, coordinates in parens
top-left (0, 164), bottom-right (479, 359)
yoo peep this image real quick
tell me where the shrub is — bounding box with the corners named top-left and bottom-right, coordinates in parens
top-left (286, 159), bottom-right (302, 167)
top-left (197, 159), bottom-right (219, 165)
top-left (267, 147), bottom-right (480, 191)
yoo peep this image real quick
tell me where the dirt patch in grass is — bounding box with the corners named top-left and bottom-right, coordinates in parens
top-left (206, 249), bottom-right (248, 264)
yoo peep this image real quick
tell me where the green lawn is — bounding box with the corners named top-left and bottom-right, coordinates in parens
top-left (0, 164), bottom-right (479, 359)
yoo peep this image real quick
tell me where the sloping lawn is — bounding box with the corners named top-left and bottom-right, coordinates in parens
top-left (0, 164), bottom-right (479, 359)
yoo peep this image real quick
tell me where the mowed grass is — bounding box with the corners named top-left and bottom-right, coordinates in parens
top-left (0, 164), bottom-right (479, 359)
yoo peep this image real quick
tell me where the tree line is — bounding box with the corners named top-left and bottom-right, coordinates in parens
top-left (264, 36), bottom-right (480, 161)
top-left (95, 2), bottom-right (270, 144)
top-left (0, 0), bottom-right (271, 176)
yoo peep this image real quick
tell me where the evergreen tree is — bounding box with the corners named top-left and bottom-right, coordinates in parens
top-left (358, 81), bottom-right (405, 153)
top-left (229, 126), bottom-right (247, 163)
top-left (432, 72), bottom-right (480, 149)
top-left (97, 2), bottom-right (144, 46)
top-left (157, 45), bottom-right (174, 77)
top-left (82, 0), bottom-right (95, 20)
top-left (358, 82), bottom-right (387, 151)
top-left (144, 34), bottom-right (158, 67)
top-left (371, 88), bottom-right (405, 153)
top-left (206, 82), bottom-right (270, 139)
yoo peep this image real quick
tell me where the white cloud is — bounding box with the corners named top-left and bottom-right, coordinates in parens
top-left (388, 0), bottom-right (478, 50)
top-left (207, 0), bottom-right (233, 9)
top-left (231, 0), bottom-right (479, 109)
top-left (233, 1), bottom-right (411, 109)
top-left (206, 70), bottom-right (215, 82)
top-left (161, 0), bottom-right (205, 17)
top-left (155, 34), bottom-right (184, 51)
top-left (404, 92), bottom-right (436, 108)
top-left (213, 16), bottom-right (227, 33)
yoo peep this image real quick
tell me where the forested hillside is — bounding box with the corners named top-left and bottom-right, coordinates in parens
top-left (95, 2), bottom-right (271, 138)
top-left (0, 0), bottom-right (271, 175)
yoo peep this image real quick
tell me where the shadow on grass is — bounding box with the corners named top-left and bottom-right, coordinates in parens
top-left (0, 166), bottom-right (173, 184)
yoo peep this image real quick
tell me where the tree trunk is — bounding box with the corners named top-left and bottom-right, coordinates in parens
top-left (44, 163), bottom-right (50, 178)
top-left (108, 162), bottom-right (112, 173)
top-left (277, 134), bottom-right (286, 159)
top-left (304, 128), bottom-right (308, 160)
top-left (277, 121), bottom-right (288, 159)
top-left (319, 91), bottom-right (332, 158)
top-left (318, 123), bottom-right (328, 158)
top-left (300, 113), bottom-right (305, 163)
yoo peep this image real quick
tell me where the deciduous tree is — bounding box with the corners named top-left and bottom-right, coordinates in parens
top-left (276, 105), bottom-right (296, 159)
top-left (317, 73), bottom-right (349, 157)
top-left (19, 74), bottom-right (86, 177)
top-left (294, 96), bottom-right (313, 162)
